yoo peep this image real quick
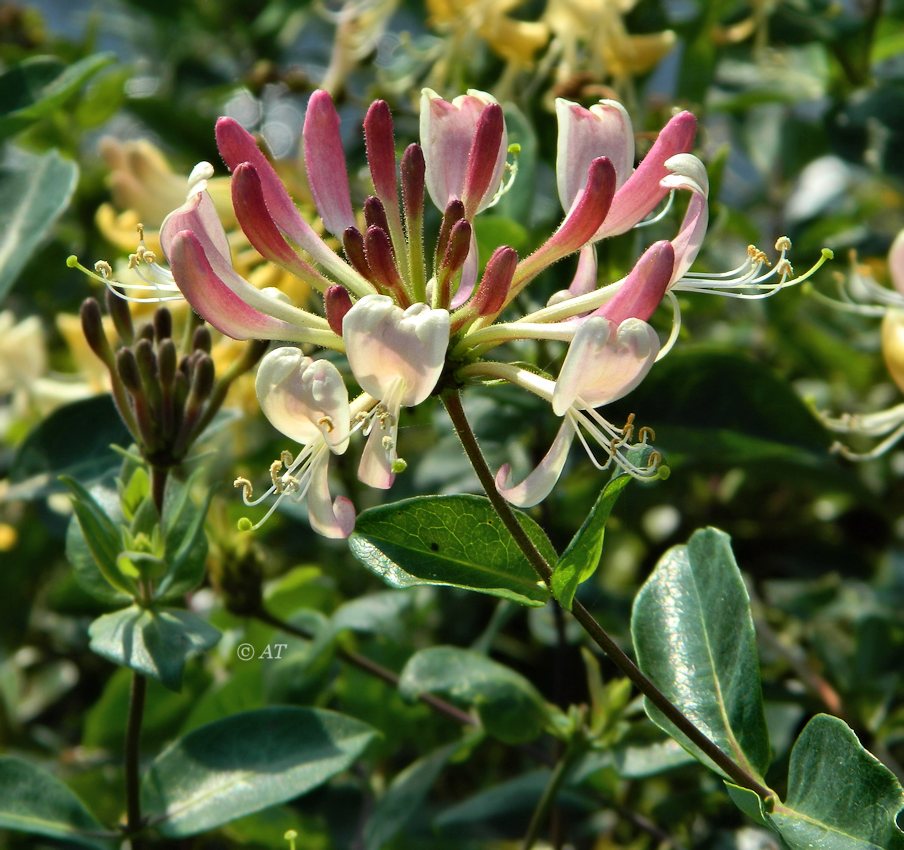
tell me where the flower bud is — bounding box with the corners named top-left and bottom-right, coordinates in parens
top-left (435, 199), bottom-right (465, 273)
top-left (80, 298), bottom-right (113, 365)
top-left (190, 353), bottom-right (216, 402)
top-left (158, 338), bottom-right (177, 387)
top-left (342, 226), bottom-right (373, 281)
top-left (325, 285), bottom-right (353, 336)
top-left (116, 348), bottom-right (142, 393)
top-left (471, 246), bottom-right (518, 317)
top-left (105, 288), bottom-right (134, 344)
top-left (401, 143), bottom-right (425, 223)
top-left (153, 306), bottom-right (172, 341)
top-left (364, 196), bottom-right (390, 237)
top-left (192, 325), bottom-right (212, 354)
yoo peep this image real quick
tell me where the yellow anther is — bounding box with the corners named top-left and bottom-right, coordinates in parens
top-left (234, 477), bottom-right (254, 499)
top-left (137, 223), bottom-right (145, 242)
top-left (775, 236), bottom-right (792, 252)
top-left (381, 435), bottom-right (394, 451)
top-left (128, 253), bottom-right (140, 269)
top-left (318, 416), bottom-right (334, 433)
top-left (280, 449), bottom-right (294, 466)
top-left (270, 460), bottom-right (283, 488)
top-left (647, 451), bottom-right (662, 468)
top-left (638, 425), bottom-right (656, 443)
top-left (94, 260), bottom-right (113, 278)
top-left (142, 249), bottom-right (157, 264)
top-left (775, 258), bottom-right (793, 278)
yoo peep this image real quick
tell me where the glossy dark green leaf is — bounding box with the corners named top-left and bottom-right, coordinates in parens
top-left (399, 646), bottom-right (549, 744)
top-left (364, 741), bottom-right (460, 850)
top-left (0, 757), bottom-right (112, 848)
top-left (621, 351), bottom-right (831, 467)
top-left (769, 715), bottom-right (904, 850)
top-left (142, 707), bottom-right (376, 837)
top-left (0, 146), bottom-right (78, 300)
top-left (349, 495), bottom-right (553, 607)
top-left (552, 474), bottom-right (632, 610)
top-left (0, 54), bottom-right (114, 138)
top-left (88, 606), bottom-right (220, 690)
top-left (631, 527), bottom-right (770, 782)
top-left (7, 395), bottom-right (130, 501)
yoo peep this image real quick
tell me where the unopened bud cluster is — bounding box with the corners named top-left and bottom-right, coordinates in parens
top-left (79, 291), bottom-right (266, 467)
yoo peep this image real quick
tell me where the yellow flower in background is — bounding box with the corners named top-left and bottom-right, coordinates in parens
top-left (543, 0), bottom-right (675, 101)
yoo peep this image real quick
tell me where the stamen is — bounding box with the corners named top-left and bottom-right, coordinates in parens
top-left (633, 190), bottom-right (676, 229)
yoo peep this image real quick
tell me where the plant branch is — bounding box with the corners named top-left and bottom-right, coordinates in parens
top-left (124, 672), bottom-right (147, 849)
top-left (441, 390), bottom-right (775, 801)
top-left (255, 607), bottom-right (476, 728)
top-left (522, 742), bottom-right (577, 850)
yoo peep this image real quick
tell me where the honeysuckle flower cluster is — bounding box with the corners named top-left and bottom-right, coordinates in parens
top-left (818, 232), bottom-right (904, 460)
top-left (82, 88), bottom-right (820, 537)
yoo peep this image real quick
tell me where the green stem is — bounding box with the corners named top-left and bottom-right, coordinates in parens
top-left (521, 743), bottom-right (577, 850)
top-left (255, 608), bottom-right (475, 728)
top-left (124, 672), bottom-right (147, 848)
top-left (441, 390), bottom-right (775, 801)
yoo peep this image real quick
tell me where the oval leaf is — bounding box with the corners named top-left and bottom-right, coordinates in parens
top-left (631, 527), bottom-right (771, 781)
top-left (770, 715), bottom-right (904, 850)
top-left (142, 707), bottom-right (376, 837)
top-left (88, 606), bottom-right (220, 691)
top-left (349, 495), bottom-right (553, 607)
top-left (0, 757), bottom-right (112, 848)
top-left (399, 646), bottom-right (550, 744)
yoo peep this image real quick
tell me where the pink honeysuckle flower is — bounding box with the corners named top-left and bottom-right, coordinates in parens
top-left (342, 294), bottom-right (450, 488)
top-left (492, 316), bottom-right (661, 507)
top-left (419, 88), bottom-right (508, 218)
top-left (236, 348), bottom-right (356, 537)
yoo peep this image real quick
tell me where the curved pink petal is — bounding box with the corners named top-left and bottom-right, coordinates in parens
top-left (556, 98), bottom-right (634, 209)
top-left (303, 90), bottom-right (356, 237)
top-left (547, 244), bottom-right (599, 306)
top-left (358, 419), bottom-right (395, 489)
top-left (512, 157), bottom-right (616, 292)
top-left (462, 102), bottom-right (506, 217)
top-left (597, 110), bottom-right (697, 239)
top-left (169, 230), bottom-right (301, 340)
top-left (553, 317), bottom-right (659, 415)
top-left (451, 230), bottom-right (479, 308)
top-left (307, 451), bottom-right (356, 538)
top-left (595, 240), bottom-right (674, 324)
top-left (662, 154), bottom-right (709, 283)
top-left (496, 420), bottom-right (576, 508)
top-left (231, 163), bottom-right (327, 286)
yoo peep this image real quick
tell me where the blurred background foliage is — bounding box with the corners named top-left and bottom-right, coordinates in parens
top-left (0, 0), bottom-right (902, 848)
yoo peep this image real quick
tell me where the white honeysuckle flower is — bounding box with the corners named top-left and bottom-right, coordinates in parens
top-left (343, 294), bottom-right (450, 488)
top-left (459, 316), bottom-right (661, 507)
top-left (237, 348), bottom-right (357, 538)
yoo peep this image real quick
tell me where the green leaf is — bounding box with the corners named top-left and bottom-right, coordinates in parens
top-left (0, 146), bottom-right (78, 301)
top-left (0, 756), bottom-right (112, 848)
top-left (399, 646), bottom-right (549, 744)
top-left (63, 476), bottom-right (135, 601)
top-left (621, 351), bottom-right (831, 467)
top-left (0, 54), bottom-right (115, 138)
top-left (88, 606), bottom-right (220, 690)
top-left (142, 707), bottom-right (376, 837)
top-left (349, 495), bottom-right (554, 607)
top-left (155, 472), bottom-right (212, 599)
top-left (6, 395), bottom-right (130, 501)
top-left (364, 741), bottom-right (460, 850)
top-left (631, 527), bottom-right (771, 782)
top-left (726, 782), bottom-right (770, 827)
top-left (769, 715), bottom-right (904, 850)
top-left (552, 475), bottom-right (632, 610)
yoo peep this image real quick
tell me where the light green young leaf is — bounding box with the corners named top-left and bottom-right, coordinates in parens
top-left (631, 527), bottom-right (771, 782)
top-left (552, 474), bottom-right (632, 610)
top-left (142, 707), bottom-right (376, 837)
top-left (88, 606), bottom-right (220, 690)
top-left (769, 715), bottom-right (904, 850)
top-left (0, 757), bottom-right (113, 848)
top-left (399, 646), bottom-right (550, 744)
top-left (349, 495), bottom-right (553, 607)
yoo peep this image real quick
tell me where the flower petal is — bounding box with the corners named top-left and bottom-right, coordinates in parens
top-left (553, 316), bottom-right (659, 415)
top-left (598, 110), bottom-right (696, 238)
top-left (307, 450), bottom-right (356, 538)
top-left (595, 240), bottom-right (674, 325)
top-left (496, 419), bottom-right (576, 507)
top-left (420, 88), bottom-right (505, 212)
top-left (556, 98), bottom-right (634, 209)
top-left (168, 230), bottom-right (302, 340)
top-left (343, 294), bottom-right (450, 405)
top-left (255, 347), bottom-right (350, 451)
top-left (358, 417), bottom-right (395, 489)
top-left (662, 153), bottom-right (709, 282)
top-left (303, 90), bottom-right (356, 237)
